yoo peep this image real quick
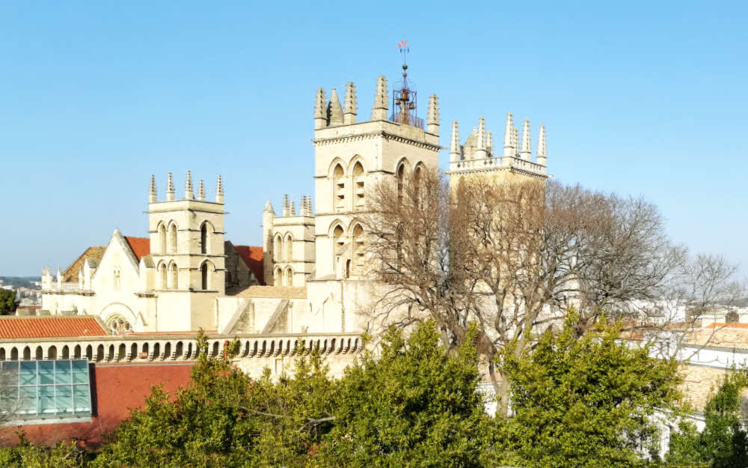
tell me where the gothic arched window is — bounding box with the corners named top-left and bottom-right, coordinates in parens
top-left (273, 234), bottom-right (282, 263)
top-left (285, 233), bottom-right (293, 262)
top-left (169, 262), bottom-right (178, 289)
top-left (396, 163), bottom-right (407, 204)
top-left (333, 224), bottom-right (345, 278)
top-left (158, 223), bottom-right (167, 254)
top-left (167, 222), bottom-right (178, 254)
top-left (200, 223), bottom-right (209, 255)
top-left (285, 267), bottom-right (294, 287)
top-left (333, 164), bottom-right (345, 211)
top-left (201, 262), bottom-right (210, 290)
top-left (353, 161), bottom-right (365, 208)
top-left (158, 262), bottom-right (167, 289)
top-left (352, 224), bottom-right (364, 275)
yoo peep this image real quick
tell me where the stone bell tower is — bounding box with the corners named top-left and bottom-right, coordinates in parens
top-left (311, 66), bottom-right (441, 281)
top-left (147, 171), bottom-right (226, 331)
top-left (305, 62), bottom-right (441, 334)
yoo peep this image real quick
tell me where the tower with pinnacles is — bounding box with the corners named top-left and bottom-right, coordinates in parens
top-left (40, 58), bottom-right (549, 342)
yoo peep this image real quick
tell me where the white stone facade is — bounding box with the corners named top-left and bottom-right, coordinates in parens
top-left (39, 71), bottom-right (550, 343)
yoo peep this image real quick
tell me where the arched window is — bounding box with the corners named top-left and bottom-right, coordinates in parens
top-left (285, 267), bottom-right (294, 287)
top-left (158, 223), bottom-right (167, 254)
top-left (200, 223), bottom-right (209, 255)
top-left (169, 262), bottom-right (178, 289)
top-left (201, 262), bottom-right (210, 290)
top-left (273, 234), bottom-right (282, 262)
top-left (168, 222), bottom-right (178, 253)
top-left (333, 164), bottom-right (345, 211)
top-left (158, 262), bottom-right (167, 289)
top-left (285, 234), bottom-right (293, 262)
top-left (397, 163), bottom-right (407, 204)
top-left (333, 224), bottom-right (345, 277)
top-left (413, 164), bottom-right (423, 199)
top-left (352, 224), bottom-right (364, 274)
top-left (353, 161), bottom-right (365, 208)
top-left (274, 267), bottom-right (282, 286)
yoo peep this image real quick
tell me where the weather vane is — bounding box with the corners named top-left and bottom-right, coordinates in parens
top-left (397, 40), bottom-right (409, 66)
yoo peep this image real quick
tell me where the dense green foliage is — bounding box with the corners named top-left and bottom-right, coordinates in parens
top-left (667, 371), bottom-right (748, 468)
top-left (0, 433), bottom-right (86, 467)
top-left (316, 323), bottom-right (491, 466)
top-left (0, 320), bottom-right (703, 467)
top-left (93, 324), bottom-right (490, 467)
top-left (0, 288), bottom-right (16, 315)
top-left (499, 313), bottom-right (683, 468)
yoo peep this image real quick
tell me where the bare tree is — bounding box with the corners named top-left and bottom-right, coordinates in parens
top-left (362, 169), bottom-right (703, 416)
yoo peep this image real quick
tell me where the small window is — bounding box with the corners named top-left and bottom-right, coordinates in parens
top-left (201, 262), bottom-right (210, 290)
top-left (200, 223), bottom-right (209, 255)
top-left (113, 268), bottom-right (121, 290)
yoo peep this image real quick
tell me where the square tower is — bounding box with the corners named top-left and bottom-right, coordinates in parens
top-left (147, 172), bottom-right (226, 331)
top-left (312, 75), bottom-right (441, 280)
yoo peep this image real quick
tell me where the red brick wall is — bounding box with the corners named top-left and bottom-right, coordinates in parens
top-left (0, 361), bottom-right (194, 447)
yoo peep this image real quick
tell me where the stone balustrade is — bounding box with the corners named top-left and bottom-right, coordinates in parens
top-left (0, 333), bottom-right (363, 364)
top-left (450, 156), bottom-right (546, 176)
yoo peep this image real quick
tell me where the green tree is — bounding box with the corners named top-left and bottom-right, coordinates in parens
top-left (316, 322), bottom-right (492, 467)
top-left (93, 334), bottom-right (336, 467)
top-left (0, 289), bottom-right (16, 315)
top-left (500, 311), bottom-right (683, 468)
top-left (667, 371), bottom-right (748, 468)
top-left (0, 432), bottom-right (87, 467)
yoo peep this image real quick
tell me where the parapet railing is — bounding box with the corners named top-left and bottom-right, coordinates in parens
top-left (0, 333), bottom-right (363, 364)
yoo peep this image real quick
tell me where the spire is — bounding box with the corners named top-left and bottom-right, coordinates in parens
top-left (197, 180), bottom-right (206, 201)
top-left (216, 175), bottom-right (224, 204)
top-left (264, 198), bottom-right (275, 215)
top-left (282, 194), bottom-right (289, 217)
top-left (166, 172), bottom-right (175, 201)
top-left (475, 116), bottom-right (488, 159)
top-left (487, 131), bottom-right (494, 156)
top-left (449, 121), bottom-right (461, 163)
top-left (149, 174), bottom-right (157, 203)
top-left (301, 196), bottom-right (313, 217)
top-left (327, 88), bottom-right (344, 126)
top-left (290, 200), bottom-right (296, 216)
top-left (537, 125), bottom-right (547, 166)
top-left (512, 127), bottom-right (519, 157)
top-left (520, 120), bottom-right (532, 161)
top-left (314, 88), bottom-right (327, 130)
top-left (371, 76), bottom-right (389, 121)
top-left (184, 170), bottom-right (194, 200)
top-left (427, 94), bottom-right (440, 135)
top-left (503, 113), bottom-right (514, 157)
top-left (343, 82), bottom-right (357, 125)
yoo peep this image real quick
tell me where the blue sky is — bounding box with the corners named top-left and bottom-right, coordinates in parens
top-left (1, 1), bottom-right (746, 277)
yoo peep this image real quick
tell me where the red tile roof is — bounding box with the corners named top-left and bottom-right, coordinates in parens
top-left (0, 316), bottom-right (107, 339)
top-left (124, 236), bottom-right (151, 261)
top-left (234, 245), bottom-right (264, 285)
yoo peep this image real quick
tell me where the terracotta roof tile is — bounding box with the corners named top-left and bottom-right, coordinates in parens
top-left (124, 236), bottom-right (150, 262)
top-left (0, 316), bottom-right (107, 339)
top-left (234, 245), bottom-right (264, 285)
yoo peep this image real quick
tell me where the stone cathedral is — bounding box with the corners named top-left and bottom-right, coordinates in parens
top-left (40, 66), bottom-right (549, 341)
